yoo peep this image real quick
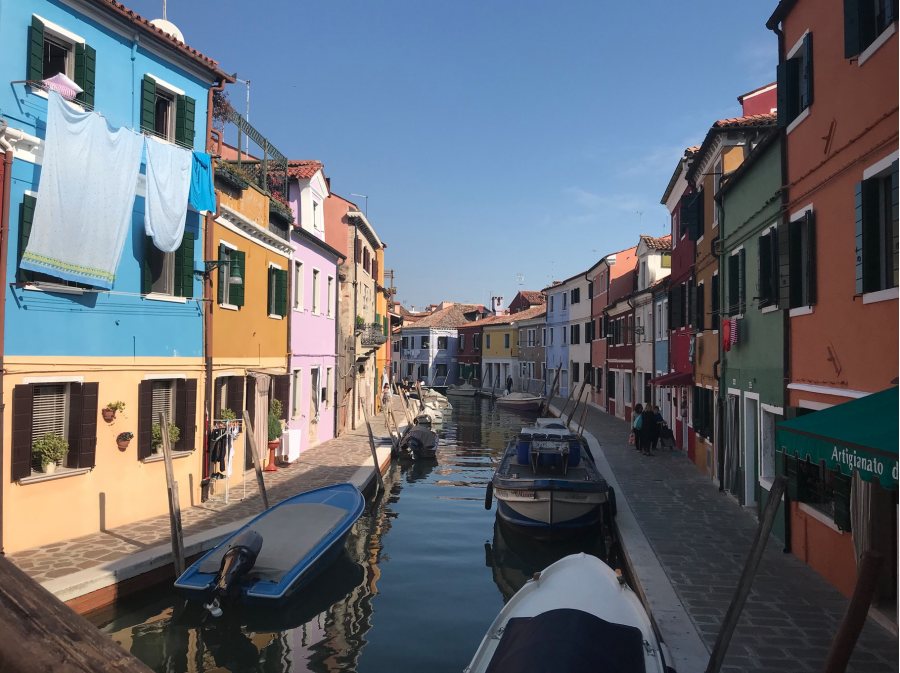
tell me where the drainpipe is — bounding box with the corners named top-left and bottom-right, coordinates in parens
top-left (202, 76), bottom-right (229, 484)
top-left (0, 120), bottom-right (14, 554)
top-left (333, 253), bottom-right (342, 439)
top-left (351, 219), bottom-right (359, 430)
top-left (768, 17), bottom-right (792, 554)
top-left (714, 190), bottom-right (725, 492)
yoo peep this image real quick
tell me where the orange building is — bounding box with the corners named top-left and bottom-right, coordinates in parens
top-left (767, 0), bottom-right (897, 608)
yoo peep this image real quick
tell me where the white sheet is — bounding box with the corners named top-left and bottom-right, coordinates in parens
top-left (144, 136), bottom-right (192, 252)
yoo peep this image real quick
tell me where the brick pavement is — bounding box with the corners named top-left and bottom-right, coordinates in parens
top-left (8, 400), bottom-right (400, 588)
top-left (564, 398), bottom-right (898, 673)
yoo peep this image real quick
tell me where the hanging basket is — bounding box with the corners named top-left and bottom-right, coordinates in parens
top-left (116, 439), bottom-right (130, 451)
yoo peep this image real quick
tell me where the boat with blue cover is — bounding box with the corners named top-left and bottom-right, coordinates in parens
top-left (174, 482), bottom-right (365, 616)
top-left (486, 422), bottom-right (615, 535)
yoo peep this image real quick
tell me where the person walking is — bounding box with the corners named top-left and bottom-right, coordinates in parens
top-left (650, 405), bottom-right (664, 451)
top-left (641, 405), bottom-right (659, 456)
top-left (632, 404), bottom-right (644, 450)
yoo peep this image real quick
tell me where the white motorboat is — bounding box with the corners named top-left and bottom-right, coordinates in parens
top-left (495, 391), bottom-right (544, 411)
top-left (446, 382), bottom-right (478, 397)
top-left (465, 553), bottom-right (673, 673)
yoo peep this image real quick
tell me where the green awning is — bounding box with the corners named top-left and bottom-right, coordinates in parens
top-left (777, 387), bottom-right (898, 490)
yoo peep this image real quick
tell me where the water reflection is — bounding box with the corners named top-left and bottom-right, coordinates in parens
top-left (91, 398), bottom-right (612, 672)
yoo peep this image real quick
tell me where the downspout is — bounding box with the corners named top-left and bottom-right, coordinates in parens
top-left (768, 17), bottom-right (792, 554)
top-left (203, 76), bottom-right (228, 485)
top-left (713, 190), bottom-right (725, 492)
top-left (0, 120), bottom-right (15, 554)
top-left (351, 220), bottom-right (359, 430)
top-left (333, 253), bottom-right (342, 439)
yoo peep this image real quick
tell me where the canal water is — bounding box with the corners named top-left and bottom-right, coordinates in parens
top-left (88, 397), bottom-right (615, 673)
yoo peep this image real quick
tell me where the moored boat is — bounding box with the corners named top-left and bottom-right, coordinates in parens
top-left (465, 553), bottom-right (673, 673)
top-left (174, 483), bottom-right (365, 616)
top-left (446, 381), bottom-right (478, 397)
top-left (495, 391), bottom-right (544, 411)
top-left (395, 415), bottom-right (439, 459)
top-left (487, 423), bottom-right (614, 535)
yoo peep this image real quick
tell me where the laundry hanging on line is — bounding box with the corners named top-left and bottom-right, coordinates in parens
top-left (145, 135), bottom-right (192, 253)
top-left (189, 151), bottom-right (216, 212)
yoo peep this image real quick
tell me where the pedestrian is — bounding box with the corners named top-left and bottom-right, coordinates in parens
top-left (632, 404), bottom-right (644, 450)
top-left (641, 405), bottom-right (659, 456)
top-left (505, 375), bottom-right (513, 395)
top-left (381, 382), bottom-right (391, 408)
top-left (651, 405), bottom-right (665, 451)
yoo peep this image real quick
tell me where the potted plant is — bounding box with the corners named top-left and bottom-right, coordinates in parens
top-left (151, 423), bottom-right (181, 454)
top-left (220, 407), bottom-right (237, 422)
top-left (265, 399), bottom-right (284, 472)
top-left (32, 433), bottom-right (68, 474)
top-left (116, 431), bottom-right (134, 451)
top-left (102, 400), bottom-right (126, 422)
top-left (355, 315), bottom-right (366, 334)
top-left (268, 193), bottom-right (294, 225)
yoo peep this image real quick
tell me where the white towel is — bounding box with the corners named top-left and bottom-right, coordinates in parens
top-left (144, 136), bottom-right (192, 253)
top-left (22, 91), bottom-right (144, 288)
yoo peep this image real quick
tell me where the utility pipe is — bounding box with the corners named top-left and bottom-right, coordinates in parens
top-left (0, 120), bottom-right (15, 554)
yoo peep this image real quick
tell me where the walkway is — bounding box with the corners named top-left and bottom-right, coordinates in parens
top-left (556, 398), bottom-right (898, 673)
top-left (7, 399), bottom-right (402, 606)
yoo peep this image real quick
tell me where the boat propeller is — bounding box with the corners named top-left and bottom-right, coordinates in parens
top-left (204, 529), bottom-right (263, 617)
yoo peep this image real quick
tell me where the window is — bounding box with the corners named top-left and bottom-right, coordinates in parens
top-left (402, 336), bottom-right (409, 350)
top-left (542, 328), bottom-right (546, 345)
top-left (572, 360), bottom-right (580, 383)
top-left (549, 328), bottom-right (554, 346)
top-left (312, 269), bottom-right (320, 313)
top-left (549, 295), bottom-right (555, 312)
top-left (681, 190), bottom-right (704, 241)
top-left (267, 265), bottom-right (288, 318)
top-left (528, 329), bottom-right (536, 346)
top-left (26, 17), bottom-right (96, 108)
top-left (584, 363), bottom-right (593, 384)
top-left (393, 339), bottom-right (400, 352)
top-left (587, 281), bottom-right (594, 299)
top-left (777, 32), bottom-right (813, 129)
top-left (313, 200), bottom-right (323, 230)
top-left (310, 368), bottom-right (320, 417)
top-left (486, 334), bottom-right (491, 349)
top-left (293, 261), bottom-right (304, 310)
top-left (856, 160), bottom-right (898, 294)
top-left (844, 0), bottom-right (897, 58)
top-left (639, 260), bottom-right (647, 289)
top-left (562, 327), bottom-right (567, 345)
top-left (787, 211), bottom-right (817, 308)
top-left (406, 364), bottom-right (414, 377)
top-left (459, 334), bottom-right (466, 351)
top-left (710, 274), bottom-right (720, 331)
top-left (325, 368), bottom-right (333, 408)
top-left (421, 336), bottom-right (429, 349)
top-left (692, 387), bottom-right (714, 439)
top-left (216, 244), bottom-right (245, 307)
top-left (151, 380), bottom-right (176, 429)
top-left (144, 232), bottom-right (195, 298)
top-left (291, 369), bottom-right (302, 419)
top-left (661, 252), bottom-right (672, 268)
top-left (33, 383), bottom-right (69, 466)
top-left (713, 157), bottom-right (724, 227)
top-left (571, 287), bottom-right (580, 304)
top-left (504, 334), bottom-right (510, 349)
top-left (562, 293), bottom-right (568, 309)
top-left (570, 324), bottom-right (580, 345)
top-left (585, 320), bottom-right (593, 342)
top-left (140, 76), bottom-right (196, 148)
top-left (624, 372), bottom-right (632, 405)
top-left (758, 229), bottom-right (779, 308)
top-left (474, 333), bottom-right (482, 351)
top-left (418, 363), bottom-right (428, 380)
top-left (327, 276), bottom-right (335, 317)
top-left (437, 336), bottom-right (448, 350)
top-left (436, 363), bottom-right (448, 378)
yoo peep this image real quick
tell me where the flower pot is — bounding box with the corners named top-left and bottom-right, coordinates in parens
top-left (116, 440), bottom-right (130, 451)
top-left (42, 462), bottom-right (56, 475)
top-left (264, 440), bottom-right (279, 472)
top-left (101, 408), bottom-right (116, 422)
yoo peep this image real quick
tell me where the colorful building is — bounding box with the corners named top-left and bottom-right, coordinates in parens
top-left (632, 235), bottom-right (672, 410)
top-left (0, 0), bottom-right (228, 552)
top-left (514, 307), bottom-right (547, 394)
top-left (767, 0), bottom-right (898, 605)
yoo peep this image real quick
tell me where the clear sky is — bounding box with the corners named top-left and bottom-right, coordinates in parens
top-left (129, 0), bottom-right (777, 310)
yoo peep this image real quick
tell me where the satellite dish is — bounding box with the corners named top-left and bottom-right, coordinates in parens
top-left (150, 18), bottom-right (185, 43)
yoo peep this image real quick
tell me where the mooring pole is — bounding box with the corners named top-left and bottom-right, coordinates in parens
top-left (159, 412), bottom-right (185, 578)
top-left (242, 409), bottom-right (269, 511)
top-left (360, 398), bottom-right (385, 494)
top-left (540, 366), bottom-right (562, 417)
top-left (705, 475), bottom-right (787, 673)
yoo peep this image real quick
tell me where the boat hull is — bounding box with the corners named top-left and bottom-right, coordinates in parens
top-left (495, 490), bottom-right (605, 531)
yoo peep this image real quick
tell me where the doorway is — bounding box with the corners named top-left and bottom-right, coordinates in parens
top-left (743, 394), bottom-right (759, 507)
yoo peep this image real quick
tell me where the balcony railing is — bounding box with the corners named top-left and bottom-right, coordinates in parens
top-left (360, 323), bottom-right (387, 347)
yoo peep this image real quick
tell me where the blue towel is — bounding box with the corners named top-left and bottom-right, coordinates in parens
top-left (189, 152), bottom-right (216, 212)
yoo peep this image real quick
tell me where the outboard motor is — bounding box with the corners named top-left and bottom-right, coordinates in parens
top-left (204, 529), bottom-right (263, 617)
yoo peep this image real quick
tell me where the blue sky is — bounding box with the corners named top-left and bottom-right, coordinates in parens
top-left (129, 0), bottom-right (777, 310)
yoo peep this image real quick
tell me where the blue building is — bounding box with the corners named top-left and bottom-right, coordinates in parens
top-left (543, 280), bottom-right (571, 396)
top-left (0, 0), bottom-right (230, 553)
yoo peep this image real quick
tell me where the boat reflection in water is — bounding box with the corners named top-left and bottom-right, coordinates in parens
top-left (484, 517), bottom-right (617, 602)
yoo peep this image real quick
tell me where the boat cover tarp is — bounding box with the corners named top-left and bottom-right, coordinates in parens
top-left (485, 608), bottom-right (646, 673)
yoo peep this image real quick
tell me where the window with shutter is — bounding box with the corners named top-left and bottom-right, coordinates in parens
top-left (230, 250), bottom-right (246, 307)
top-left (696, 283), bottom-right (705, 331)
top-left (738, 249), bottom-right (747, 314)
top-left (33, 384), bottom-right (68, 443)
top-left (844, 0), bottom-right (897, 58)
top-left (856, 160), bottom-right (899, 294)
top-left (778, 33), bottom-right (813, 128)
top-left (728, 253), bottom-right (740, 316)
top-left (151, 380), bottom-right (176, 430)
top-left (73, 42), bottom-right (95, 108)
top-left (175, 94), bottom-right (196, 149)
top-left (711, 273), bottom-right (720, 331)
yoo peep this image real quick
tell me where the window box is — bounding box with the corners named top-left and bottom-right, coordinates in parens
top-left (269, 197), bottom-right (294, 225)
top-left (214, 162), bottom-right (252, 191)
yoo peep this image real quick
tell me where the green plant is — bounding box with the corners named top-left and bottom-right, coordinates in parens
top-left (116, 432), bottom-right (134, 443)
top-left (355, 315), bottom-right (365, 330)
top-left (32, 433), bottom-right (68, 466)
top-left (268, 195), bottom-right (294, 224)
top-left (267, 399), bottom-right (284, 442)
top-left (151, 423), bottom-right (181, 451)
top-left (214, 161), bottom-right (253, 191)
top-left (105, 401), bottom-right (126, 412)
top-left (220, 407), bottom-right (237, 421)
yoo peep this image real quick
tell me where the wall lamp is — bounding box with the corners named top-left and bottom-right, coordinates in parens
top-left (197, 260), bottom-right (242, 285)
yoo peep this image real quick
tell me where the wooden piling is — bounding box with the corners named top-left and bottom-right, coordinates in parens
top-left (558, 376), bottom-right (580, 421)
top-left (360, 399), bottom-right (386, 493)
top-left (159, 412), bottom-right (185, 579)
top-left (577, 385), bottom-right (593, 435)
top-left (539, 366), bottom-right (562, 417)
top-left (242, 409), bottom-right (269, 511)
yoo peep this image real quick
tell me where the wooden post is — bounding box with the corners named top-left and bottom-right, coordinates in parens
top-left (0, 556), bottom-right (155, 672)
top-left (360, 398), bottom-right (385, 493)
top-left (398, 386), bottom-right (414, 426)
top-left (415, 380), bottom-right (426, 412)
top-left (822, 551), bottom-right (885, 673)
top-left (540, 366), bottom-right (562, 416)
top-left (558, 376), bottom-right (580, 422)
top-left (705, 475), bottom-right (787, 673)
top-left (242, 409), bottom-right (269, 511)
top-left (566, 380), bottom-right (588, 428)
top-left (577, 385), bottom-right (593, 435)
top-left (159, 412), bottom-right (185, 578)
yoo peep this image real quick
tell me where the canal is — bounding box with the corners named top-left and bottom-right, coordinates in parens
top-left (87, 397), bottom-right (616, 673)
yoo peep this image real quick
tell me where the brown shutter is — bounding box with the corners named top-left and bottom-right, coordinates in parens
top-left (66, 383), bottom-right (84, 469)
top-left (244, 377), bottom-right (256, 470)
top-left (75, 382), bottom-right (98, 468)
top-left (273, 375), bottom-right (290, 420)
top-left (227, 376), bottom-right (244, 418)
top-left (138, 380), bottom-right (153, 460)
top-left (777, 219), bottom-right (791, 309)
top-left (12, 385), bottom-right (34, 481)
top-left (176, 379), bottom-right (197, 452)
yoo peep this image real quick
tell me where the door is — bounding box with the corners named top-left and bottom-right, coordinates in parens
top-left (309, 368), bottom-right (320, 445)
top-left (743, 396), bottom-right (759, 507)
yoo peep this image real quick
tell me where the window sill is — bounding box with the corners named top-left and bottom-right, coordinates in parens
top-left (858, 23), bottom-right (896, 66)
top-left (267, 314), bottom-right (284, 320)
top-left (760, 305), bottom-right (779, 314)
top-left (145, 293), bottom-right (187, 304)
top-left (19, 467), bottom-right (91, 484)
top-left (142, 450), bottom-right (194, 464)
top-left (789, 306), bottom-right (813, 317)
top-left (798, 502), bottom-right (843, 533)
top-left (22, 282), bottom-right (86, 295)
top-left (292, 307), bottom-right (305, 313)
top-left (219, 303), bottom-right (239, 311)
top-left (862, 287), bottom-right (898, 304)
top-left (786, 107), bottom-right (810, 135)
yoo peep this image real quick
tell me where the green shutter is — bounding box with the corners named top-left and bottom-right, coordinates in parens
top-left (758, 233), bottom-right (771, 306)
top-left (276, 269), bottom-right (288, 317)
top-left (855, 181), bottom-right (865, 294)
top-left (175, 94), bottom-right (196, 149)
top-left (27, 17), bottom-right (44, 81)
top-left (174, 231), bottom-right (194, 298)
top-left (696, 283), bottom-right (705, 331)
top-left (778, 58), bottom-right (801, 127)
top-left (383, 316), bottom-right (388, 336)
top-left (74, 43), bottom-right (96, 109)
top-left (217, 244), bottom-right (227, 304)
top-left (17, 195), bottom-right (37, 283)
top-left (778, 220), bottom-right (791, 309)
top-left (832, 472), bottom-right (852, 531)
top-left (140, 75), bottom-right (156, 133)
top-left (689, 281), bottom-right (697, 326)
top-left (789, 219), bottom-right (803, 308)
top-left (844, 0), bottom-right (862, 57)
top-left (892, 161), bottom-right (899, 288)
top-left (266, 267), bottom-right (275, 315)
top-left (800, 33), bottom-right (814, 111)
top-left (141, 238), bottom-right (152, 294)
top-left (804, 211), bottom-right (817, 305)
top-left (230, 250), bottom-right (245, 307)
top-left (711, 273), bottom-right (720, 331)
top-left (738, 248), bottom-right (746, 314)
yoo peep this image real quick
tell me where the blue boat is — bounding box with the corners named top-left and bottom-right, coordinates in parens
top-left (487, 423), bottom-right (615, 535)
top-left (174, 482), bottom-right (365, 615)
